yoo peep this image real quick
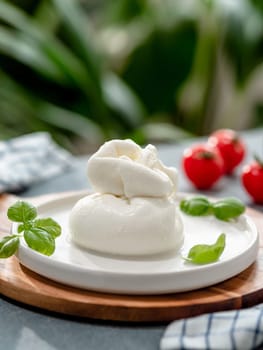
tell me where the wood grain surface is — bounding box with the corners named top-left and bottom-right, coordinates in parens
top-left (0, 192), bottom-right (263, 322)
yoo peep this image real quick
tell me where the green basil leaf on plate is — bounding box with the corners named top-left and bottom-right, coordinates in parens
top-left (0, 235), bottom-right (20, 258)
top-left (24, 228), bottom-right (55, 256)
top-left (212, 198), bottom-right (245, 221)
top-left (180, 196), bottom-right (212, 216)
top-left (185, 233), bottom-right (226, 265)
top-left (7, 201), bottom-right (37, 223)
top-left (33, 218), bottom-right (61, 238)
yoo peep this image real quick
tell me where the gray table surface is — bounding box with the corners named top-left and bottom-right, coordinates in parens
top-left (1, 128), bottom-right (262, 350)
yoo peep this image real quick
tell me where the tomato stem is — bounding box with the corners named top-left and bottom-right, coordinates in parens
top-left (197, 151), bottom-right (214, 160)
top-left (254, 154), bottom-right (263, 167)
top-left (232, 136), bottom-right (239, 145)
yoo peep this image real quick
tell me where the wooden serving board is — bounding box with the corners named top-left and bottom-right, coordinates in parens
top-left (0, 192), bottom-right (263, 323)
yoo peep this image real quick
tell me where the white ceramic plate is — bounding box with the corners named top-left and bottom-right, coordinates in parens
top-left (14, 192), bottom-right (259, 295)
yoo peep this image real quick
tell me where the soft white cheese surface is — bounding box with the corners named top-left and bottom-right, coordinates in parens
top-left (69, 139), bottom-right (184, 256)
top-left (87, 139), bottom-right (178, 198)
top-left (69, 194), bottom-right (183, 256)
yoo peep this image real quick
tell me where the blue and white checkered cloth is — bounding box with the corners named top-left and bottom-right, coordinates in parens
top-left (160, 304), bottom-right (263, 350)
top-left (0, 132), bottom-right (74, 193)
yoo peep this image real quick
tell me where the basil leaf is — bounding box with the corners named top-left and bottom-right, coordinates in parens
top-left (24, 228), bottom-right (55, 256)
top-left (33, 218), bottom-right (61, 238)
top-left (18, 224), bottom-right (25, 233)
top-left (212, 198), bottom-right (245, 221)
top-left (180, 197), bottom-right (211, 216)
top-left (185, 233), bottom-right (226, 265)
top-left (5, 200), bottom-right (61, 259)
top-left (7, 201), bottom-right (37, 223)
top-left (0, 235), bottom-right (20, 258)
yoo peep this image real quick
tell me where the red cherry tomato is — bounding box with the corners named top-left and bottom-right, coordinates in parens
top-left (182, 143), bottom-right (224, 190)
top-left (208, 129), bottom-right (246, 175)
top-left (241, 157), bottom-right (263, 204)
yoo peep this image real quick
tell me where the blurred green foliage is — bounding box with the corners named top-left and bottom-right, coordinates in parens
top-left (0, 0), bottom-right (262, 152)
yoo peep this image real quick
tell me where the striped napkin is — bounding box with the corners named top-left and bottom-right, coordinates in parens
top-left (160, 304), bottom-right (263, 350)
top-left (0, 132), bottom-right (74, 193)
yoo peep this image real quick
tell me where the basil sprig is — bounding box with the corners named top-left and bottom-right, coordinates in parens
top-left (185, 233), bottom-right (226, 265)
top-left (0, 201), bottom-right (61, 259)
top-left (180, 196), bottom-right (211, 216)
top-left (180, 196), bottom-right (245, 221)
top-left (212, 198), bottom-right (245, 221)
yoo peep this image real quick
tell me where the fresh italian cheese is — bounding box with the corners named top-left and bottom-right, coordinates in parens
top-left (69, 139), bottom-right (184, 256)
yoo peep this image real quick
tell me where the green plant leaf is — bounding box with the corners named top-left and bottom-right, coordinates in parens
top-left (34, 1), bottom-right (60, 34)
top-left (0, 1), bottom-right (32, 32)
top-left (52, 0), bottom-right (100, 83)
top-left (102, 72), bottom-right (146, 128)
top-left (38, 103), bottom-right (104, 144)
top-left (179, 196), bottom-right (245, 221)
top-left (18, 224), bottom-right (25, 233)
top-left (140, 122), bottom-right (193, 143)
top-left (7, 201), bottom-right (37, 223)
top-left (24, 228), bottom-right (55, 256)
top-left (0, 2), bottom-right (102, 99)
top-left (180, 197), bottom-right (212, 216)
top-left (33, 218), bottom-right (61, 238)
top-left (185, 233), bottom-right (226, 265)
top-left (0, 235), bottom-right (20, 258)
top-left (0, 26), bottom-right (64, 81)
top-left (212, 198), bottom-right (245, 221)
top-left (6, 200), bottom-right (61, 258)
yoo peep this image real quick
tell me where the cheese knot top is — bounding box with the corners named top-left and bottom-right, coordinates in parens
top-left (87, 139), bottom-right (178, 198)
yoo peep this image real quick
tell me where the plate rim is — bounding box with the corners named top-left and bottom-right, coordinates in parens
top-left (14, 191), bottom-right (260, 294)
